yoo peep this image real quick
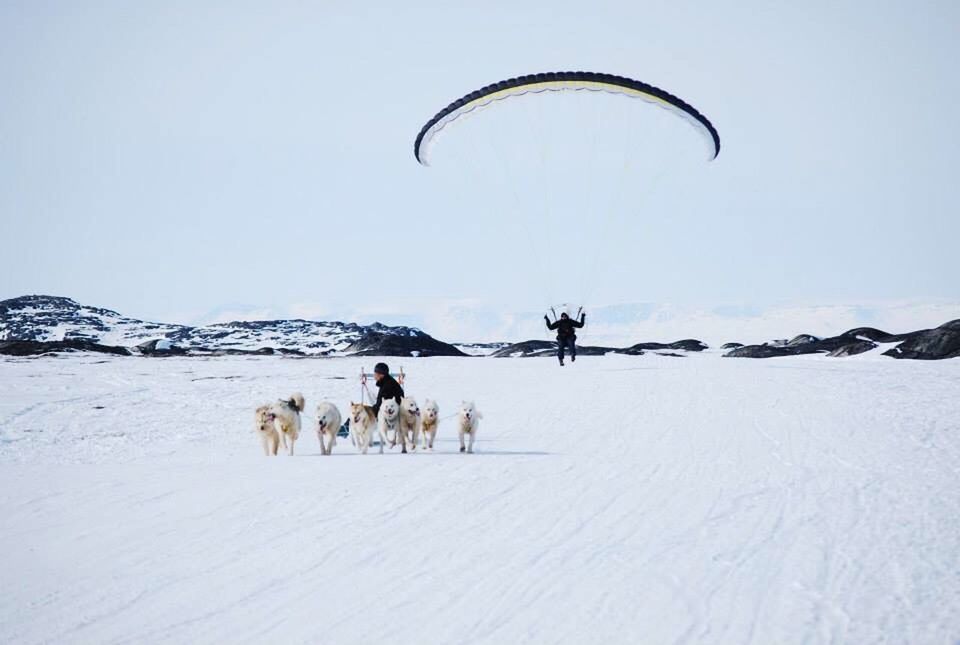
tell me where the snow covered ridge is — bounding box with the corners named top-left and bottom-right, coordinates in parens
top-left (0, 295), bottom-right (466, 357)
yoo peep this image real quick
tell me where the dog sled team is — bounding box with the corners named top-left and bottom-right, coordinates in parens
top-left (254, 362), bottom-right (481, 456)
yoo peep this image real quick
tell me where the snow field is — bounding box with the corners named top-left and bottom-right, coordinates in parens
top-left (1, 353), bottom-right (958, 643)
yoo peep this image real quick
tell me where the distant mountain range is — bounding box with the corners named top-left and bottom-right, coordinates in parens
top-left (192, 300), bottom-right (960, 350)
top-left (1, 295), bottom-right (958, 360)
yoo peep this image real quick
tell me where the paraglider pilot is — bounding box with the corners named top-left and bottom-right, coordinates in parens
top-left (545, 311), bottom-right (586, 366)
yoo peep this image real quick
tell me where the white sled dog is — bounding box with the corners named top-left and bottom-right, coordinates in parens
top-left (349, 402), bottom-right (377, 454)
top-left (254, 404), bottom-right (280, 456)
top-left (398, 397), bottom-right (421, 453)
top-left (457, 401), bottom-right (482, 454)
top-left (377, 398), bottom-right (401, 454)
top-left (421, 399), bottom-right (440, 451)
top-left (315, 401), bottom-right (342, 456)
top-left (255, 393), bottom-right (304, 456)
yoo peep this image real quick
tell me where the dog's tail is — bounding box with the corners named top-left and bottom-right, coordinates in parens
top-left (288, 393), bottom-right (305, 412)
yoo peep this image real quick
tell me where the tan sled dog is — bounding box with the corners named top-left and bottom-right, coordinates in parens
top-left (254, 404), bottom-right (280, 456)
top-left (255, 393), bottom-right (304, 456)
top-left (398, 397), bottom-right (421, 453)
top-left (274, 393), bottom-right (305, 456)
top-left (349, 402), bottom-right (377, 454)
top-left (420, 398), bottom-right (439, 451)
top-left (315, 401), bottom-right (342, 456)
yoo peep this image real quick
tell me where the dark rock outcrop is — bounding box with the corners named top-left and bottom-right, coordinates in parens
top-left (725, 335), bottom-right (864, 358)
top-left (491, 338), bottom-right (708, 358)
top-left (828, 340), bottom-right (877, 357)
top-left (622, 339), bottom-right (708, 353)
top-left (725, 319), bottom-right (960, 360)
top-left (721, 342), bottom-right (744, 350)
top-left (491, 340), bottom-right (622, 358)
top-left (724, 345), bottom-right (796, 359)
top-left (0, 339), bottom-right (132, 356)
top-left (345, 331), bottom-right (467, 357)
top-left (843, 327), bottom-right (913, 344)
top-left (883, 319), bottom-right (960, 360)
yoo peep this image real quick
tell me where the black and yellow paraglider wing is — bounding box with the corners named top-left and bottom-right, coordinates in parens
top-left (413, 71), bottom-right (720, 165)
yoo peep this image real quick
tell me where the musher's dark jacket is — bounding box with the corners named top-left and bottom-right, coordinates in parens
top-left (373, 374), bottom-right (404, 415)
top-left (545, 314), bottom-right (585, 340)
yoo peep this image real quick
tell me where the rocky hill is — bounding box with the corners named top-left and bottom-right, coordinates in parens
top-left (0, 295), bottom-right (466, 357)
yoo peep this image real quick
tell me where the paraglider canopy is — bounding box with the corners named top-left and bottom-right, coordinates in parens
top-left (412, 70), bottom-right (720, 312)
top-left (414, 71), bottom-right (720, 166)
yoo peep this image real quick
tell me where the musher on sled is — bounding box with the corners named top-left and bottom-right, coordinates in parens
top-left (339, 362), bottom-right (405, 438)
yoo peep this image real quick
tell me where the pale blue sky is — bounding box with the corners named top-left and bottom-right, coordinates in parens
top-left (2, 0), bottom-right (958, 327)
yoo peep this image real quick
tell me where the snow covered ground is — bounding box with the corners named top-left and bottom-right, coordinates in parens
top-left (1, 352), bottom-right (958, 644)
